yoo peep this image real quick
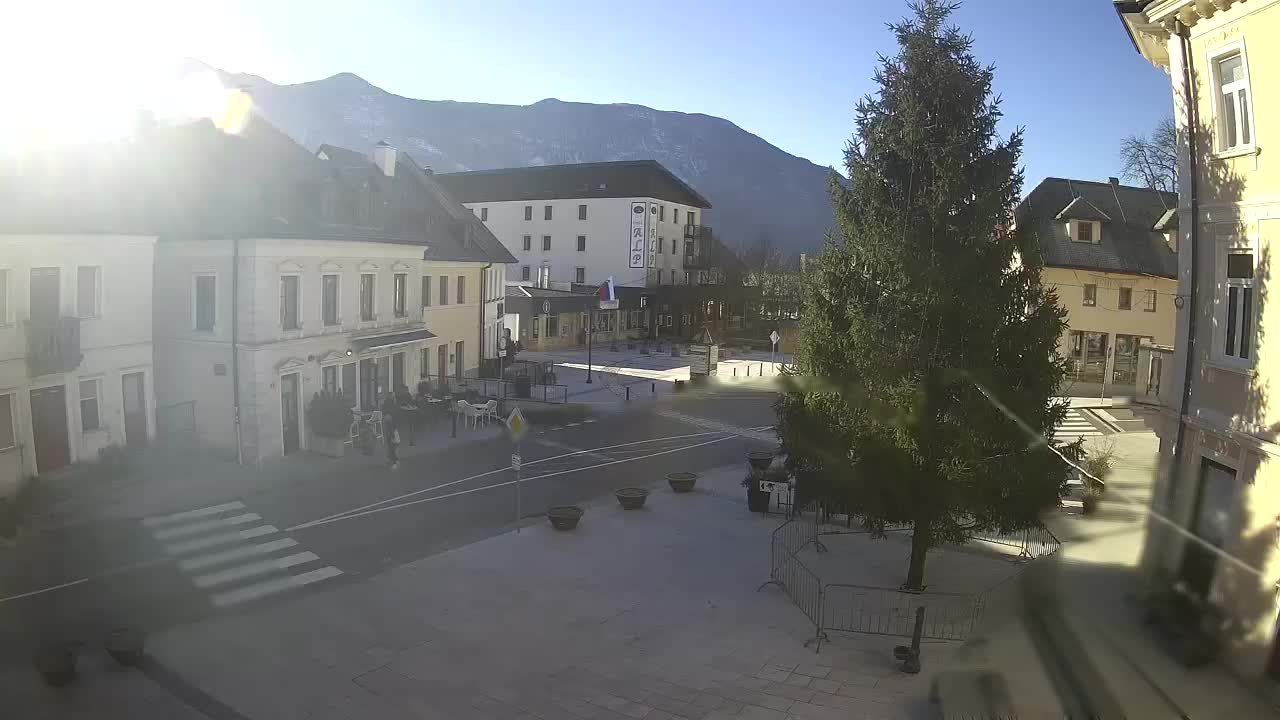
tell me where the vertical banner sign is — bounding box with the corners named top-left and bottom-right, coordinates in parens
top-left (629, 202), bottom-right (646, 269)
top-left (647, 202), bottom-right (658, 268)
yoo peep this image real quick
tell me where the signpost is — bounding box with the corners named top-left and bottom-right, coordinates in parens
top-left (769, 329), bottom-right (781, 373)
top-left (507, 407), bottom-right (527, 531)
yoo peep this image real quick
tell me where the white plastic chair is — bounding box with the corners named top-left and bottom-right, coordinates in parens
top-left (480, 400), bottom-right (498, 426)
top-left (456, 400), bottom-right (480, 430)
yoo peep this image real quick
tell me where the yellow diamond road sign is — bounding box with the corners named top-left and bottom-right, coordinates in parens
top-left (506, 406), bottom-right (528, 440)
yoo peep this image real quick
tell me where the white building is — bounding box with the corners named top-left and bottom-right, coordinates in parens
top-left (151, 122), bottom-right (512, 463)
top-left (434, 161), bottom-right (716, 290)
top-left (0, 232), bottom-right (157, 497)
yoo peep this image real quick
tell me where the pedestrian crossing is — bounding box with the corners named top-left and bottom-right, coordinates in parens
top-left (1055, 408), bottom-right (1104, 442)
top-left (144, 501), bottom-right (342, 608)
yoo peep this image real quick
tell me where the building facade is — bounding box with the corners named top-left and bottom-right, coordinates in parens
top-left (0, 235), bottom-right (156, 497)
top-left (434, 161), bottom-right (721, 289)
top-left (1119, 0), bottom-right (1280, 684)
top-left (1016, 177), bottom-right (1180, 397)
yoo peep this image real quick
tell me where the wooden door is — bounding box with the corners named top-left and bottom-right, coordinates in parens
top-left (30, 385), bottom-right (69, 474)
top-left (122, 372), bottom-right (147, 447)
top-left (437, 345), bottom-right (447, 386)
top-left (280, 373), bottom-right (300, 455)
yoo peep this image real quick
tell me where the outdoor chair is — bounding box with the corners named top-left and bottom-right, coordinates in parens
top-left (456, 400), bottom-right (482, 430)
top-left (480, 400), bottom-right (499, 426)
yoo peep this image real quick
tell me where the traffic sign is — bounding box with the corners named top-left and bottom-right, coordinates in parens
top-left (506, 406), bottom-right (528, 440)
top-left (599, 299), bottom-right (619, 310)
top-left (770, 330), bottom-right (781, 346)
top-left (511, 453), bottom-right (521, 471)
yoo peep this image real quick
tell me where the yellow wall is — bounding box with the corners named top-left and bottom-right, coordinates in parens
top-left (1042, 267), bottom-right (1178, 350)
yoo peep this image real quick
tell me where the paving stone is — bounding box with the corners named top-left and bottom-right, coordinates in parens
top-left (762, 681), bottom-right (816, 703)
top-left (792, 664), bottom-right (832, 679)
top-left (754, 667), bottom-right (791, 683)
top-left (807, 678), bottom-right (840, 694)
top-left (783, 701), bottom-right (846, 720)
top-left (782, 674), bottom-right (811, 688)
top-left (737, 705), bottom-right (789, 720)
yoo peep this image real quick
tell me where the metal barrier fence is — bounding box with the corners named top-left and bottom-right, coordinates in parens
top-left (473, 378), bottom-right (569, 404)
top-left (763, 503), bottom-right (825, 631)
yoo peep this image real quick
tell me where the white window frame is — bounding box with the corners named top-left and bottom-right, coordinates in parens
top-left (575, 266), bottom-right (586, 284)
top-left (1208, 41), bottom-right (1255, 155)
top-left (0, 268), bottom-right (12, 326)
top-left (522, 235), bottom-right (532, 251)
top-left (1070, 220), bottom-right (1099, 244)
top-left (1215, 232), bottom-right (1258, 367)
top-left (0, 392), bottom-right (15, 451)
top-left (79, 377), bottom-right (102, 433)
top-left (76, 265), bottom-right (102, 319)
top-left (1144, 288), bottom-right (1157, 313)
top-left (321, 273), bottom-right (341, 327)
top-left (1082, 283), bottom-right (1097, 307)
top-left (521, 266), bottom-right (531, 282)
top-left (279, 273), bottom-right (302, 331)
top-left (193, 272), bottom-right (217, 332)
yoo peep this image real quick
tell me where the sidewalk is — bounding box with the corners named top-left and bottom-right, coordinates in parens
top-left (10, 465), bottom-right (950, 720)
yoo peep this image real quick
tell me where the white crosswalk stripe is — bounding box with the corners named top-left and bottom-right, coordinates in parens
top-left (1055, 409), bottom-right (1104, 441)
top-left (144, 501), bottom-right (342, 609)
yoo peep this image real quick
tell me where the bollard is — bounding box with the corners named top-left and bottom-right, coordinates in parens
top-left (451, 409), bottom-right (457, 438)
top-left (733, 367), bottom-right (737, 377)
top-left (747, 365), bottom-right (751, 377)
top-left (651, 382), bottom-right (656, 394)
top-left (626, 386), bottom-right (630, 401)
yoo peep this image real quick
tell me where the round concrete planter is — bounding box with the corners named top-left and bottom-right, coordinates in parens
top-left (548, 506), bottom-right (583, 531)
top-left (666, 472), bottom-right (698, 493)
top-left (747, 451), bottom-right (774, 472)
top-left (615, 487), bottom-right (650, 510)
top-left (105, 626), bottom-right (145, 666)
top-left (35, 643), bottom-right (78, 687)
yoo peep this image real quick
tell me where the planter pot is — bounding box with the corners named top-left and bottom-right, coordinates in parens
top-left (310, 434), bottom-right (347, 459)
top-left (1082, 494), bottom-right (1100, 515)
top-left (747, 451), bottom-right (774, 472)
top-left (105, 627), bottom-right (145, 666)
top-left (35, 643), bottom-right (78, 687)
top-left (615, 487), bottom-right (650, 510)
top-left (548, 506), bottom-right (583, 531)
top-left (747, 486), bottom-right (771, 513)
top-left (667, 472), bottom-right (697, 493)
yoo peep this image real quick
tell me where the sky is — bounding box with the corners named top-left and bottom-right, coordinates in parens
top-left (7, 0), bottom-right (1173, 190)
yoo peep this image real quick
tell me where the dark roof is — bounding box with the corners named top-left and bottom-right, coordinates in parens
top-left (506, 286), bottom-right (590, 299)
top-left (1015, 178), bottom-right (1177, 279)
top-left (1153, 208), bottom-right (1178, 231)
top-left (434, 160), bottom-right (712, 209)
top-left (1055, 196), bottom-right (1112, 222)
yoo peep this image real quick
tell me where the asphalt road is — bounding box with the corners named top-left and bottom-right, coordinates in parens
top-left (0, 388), bottom-right (778, 667)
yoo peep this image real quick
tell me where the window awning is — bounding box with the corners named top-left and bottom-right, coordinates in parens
top-left (350, 328), bottom-right (436, 352)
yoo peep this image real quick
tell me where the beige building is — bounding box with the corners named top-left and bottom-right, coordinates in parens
top-left (1016, 177), bottom-right (1179, 396)
top-left (1119, 0), bottom-right (1280, 685)
top-left (152, 120), bottom-right (512, 463)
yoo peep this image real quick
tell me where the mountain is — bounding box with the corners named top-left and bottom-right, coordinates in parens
top-left (216, 68), bottom-right (836, 258)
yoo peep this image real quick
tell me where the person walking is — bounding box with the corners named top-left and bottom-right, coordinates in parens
top-left (380, 393), bottom-right (401, 470)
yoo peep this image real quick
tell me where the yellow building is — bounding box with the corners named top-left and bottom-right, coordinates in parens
top-left (1118, 0), bottom-right (1280, 684)
top-left (1016, 177), bottom-right (1179, 397)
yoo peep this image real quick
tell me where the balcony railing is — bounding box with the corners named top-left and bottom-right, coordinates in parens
top-left (683, 224), bottom-right (712, 240)
top-left (27, 316), bottom-right (82, 376)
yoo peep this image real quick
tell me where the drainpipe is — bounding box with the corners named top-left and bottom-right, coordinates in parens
top-left (231, 236), bottom-right (243, 466)
top-left (480, 262), bottom-right (492, 378)
top-left (1170, 22), bottom-right (1200, 511)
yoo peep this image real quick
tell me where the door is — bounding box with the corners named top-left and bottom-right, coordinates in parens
top-left (360, 359), bottom-right (378, 411)
top-left (30, 385), bottom-right (70, 474)
top-left (29, 268), bottom-right (60, 321)
top-left (122, 372), bottom-right (147, 448)
top-left (438, 345), bottom-right (447, 386)
top-left (1180, 459), bottom-right (1238, 598)
top-left (280, 372), bottom-right (300, 456)
top-left (454, 341), bottom-right (464, 382)
top-left (392, 352), bottom-right (405, 394)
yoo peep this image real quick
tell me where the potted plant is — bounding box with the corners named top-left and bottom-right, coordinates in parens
top-left (547, 505), bottom-right (583, 531)
top-left (307, 391), bottom-right (353, 458)
top-left (105, 626), bottom-right (145, 666)
top-left (35, 642), bottom-right (79, 687)
top-left (1082, 487), bottom-right (1102, 515)
top-left (615, 487), bottom-right (649, 510)
top-left (744, 453), bottom-right (777, 513)
top-left (666, 471), bottom-right (697, 493)
top-left (1083, 442), bottom-right (1115, 495)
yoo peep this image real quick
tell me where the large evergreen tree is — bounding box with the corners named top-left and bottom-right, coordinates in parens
top-left (776, 1), bottom-right (1073, 590)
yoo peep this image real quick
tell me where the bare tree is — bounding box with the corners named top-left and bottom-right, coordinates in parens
top-left (1120, 117), bottom-right (1177, 193)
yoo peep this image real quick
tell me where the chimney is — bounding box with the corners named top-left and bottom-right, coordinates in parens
top-left (422, 165), bottom-right (434, 176)
top-left (371, 141), bottom-right (396, 177)
top-left (1108, 176), bottom-right (1120, 187)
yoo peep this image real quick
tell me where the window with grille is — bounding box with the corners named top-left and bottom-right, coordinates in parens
top-left (1215, 52), bottom-right (1253, 151)
top-left (1082, 284), bottom-right (1097, 307)
top-left (1118, 287), bottom-right (1132, 310)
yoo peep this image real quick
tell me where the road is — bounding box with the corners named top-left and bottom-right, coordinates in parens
top-left (0, 389), bottom-right (777, 667)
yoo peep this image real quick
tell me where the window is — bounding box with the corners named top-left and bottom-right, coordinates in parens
top-left (457, 275), bottom-right (466, 304)
top-left (1215, 52), bottom-right (1253, 151)
top-left (658, 237), bottom-right (664, 254)
top-left (684, 271), bottom-right (691, 285)
top-left (79, 379), bottom-right (100, 432)
top-left (393, 273), bottom-right (407, 317)
top-left (0, 269), bottom-right (9, 324)
top-left (1223, 249), bottom-right (1256, 361)
top-left (77, 266), bottom-right (101, 318)
top-left (322, 274), bottom-right (339, 325)
top-left (546, 314), bottom-right (558, 337)
top-left (1144, 289), bottom-right (1157, 313)
top-left (522, 235), bottom-right (532, 251)
top-left (455, 341), bottom-right (464, 381)
top-left (575, 267), bottom-right (585, 283)
top-left (0, 393), bottom-right (14, 450)
top-left (544, 205), bottom-right (553, 221)
top-left (341, 362), bottom-right (357, 407)
top-left (480, 207), bottom-right (489, 221)
top-left (674, 209), bottom-right (680, 225)
top-left (578, 204), bottom-right (587, 220)
top-left (1082, 284), bottom-right (1097, 307)
top-left (421, 275), bottom-right (432, 308)
top-left (360, 273), bottom-right (375, 321)
top-left (420, 348), bottom-right (430, 378)
top-left (1076, 221), bottom-right (1094, 243)
top-left (659, 205), bottom-right (665, 221)
top-left (1118, 286), bottom-right (1132, 310)
top-left (524, 205), bottom-right (532, 221)
top-left (322, 365), bottom-right (338, 394)
top-left (542, 235), bottom-right (551, 251)
top-left (521, 266), bottom-right (531, 281)
top-left (280, 275), bottom-right (300, 329)
top-left (670, 269), bottom-right (676, 285)
top-left (687, 212), bottom-right (696, 226)
top-left (532, 316), bottom-right (540, 338)
top-left (577, 235), bottom-right (586, 252)
top-left (194, 274), bottom-right (216, 331)
top-left (671, 238), bottom-right (676, 254)
top-left (656, 271), bottom-right (662, 285)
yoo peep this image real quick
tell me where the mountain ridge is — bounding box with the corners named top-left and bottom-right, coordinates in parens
top-left (215, 66), bottom-right (835, 255)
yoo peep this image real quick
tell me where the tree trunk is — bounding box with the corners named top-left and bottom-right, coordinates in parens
top-left (904, 518), bottom-right (931, 591)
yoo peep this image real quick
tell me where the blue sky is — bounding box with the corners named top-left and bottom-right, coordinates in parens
top-left (31, 0), bottom-right (1174, 190)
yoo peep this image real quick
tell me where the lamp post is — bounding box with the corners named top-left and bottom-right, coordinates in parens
top-left (586, 308), bottom-right (593, 384)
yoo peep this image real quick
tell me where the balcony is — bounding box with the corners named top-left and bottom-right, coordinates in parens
top-left (27, 316), bottom-right (82, 376)
top-left (683, 224), bottom-right (711, 241)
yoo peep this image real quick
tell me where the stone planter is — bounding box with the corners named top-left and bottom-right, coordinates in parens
top-left (35, 643), bottom-right (78, 687)
top-left (548, 506), bottom-right (583, 531)
top-left (105, 626), bottom-right (145, 666)
top-left (666, 472), bottom-right (697, 493)
top-left (615, 487), bottom-right (650, 510)
top-left (310, 433), bottom-right (347, 459)
top-left (747, 451), bottom-right (774, 472)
